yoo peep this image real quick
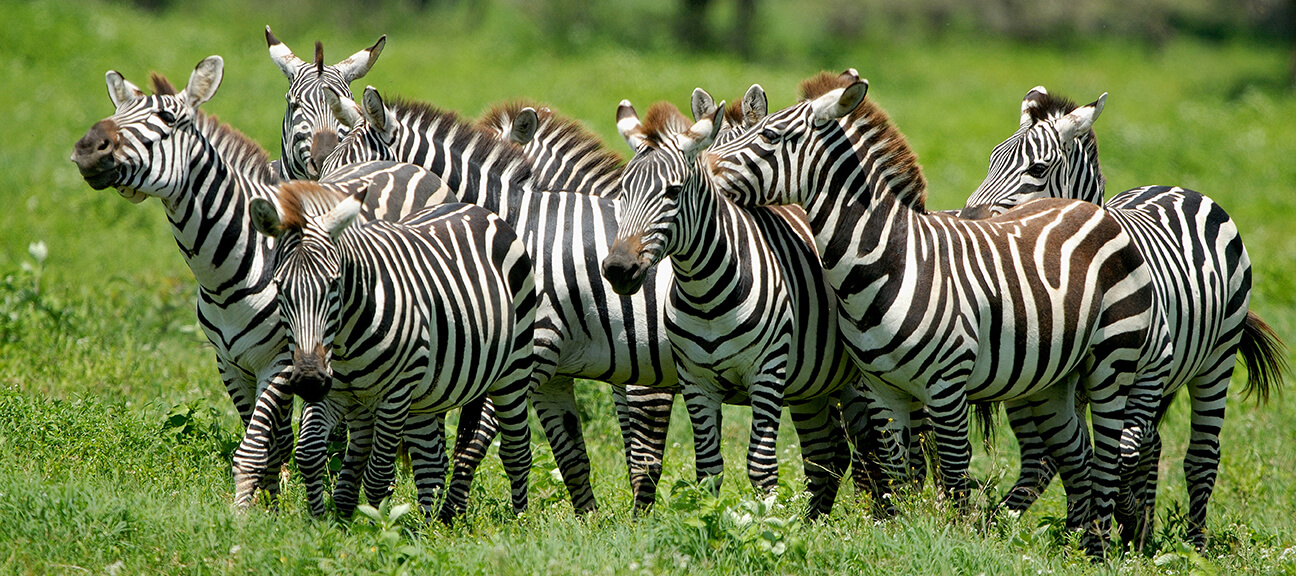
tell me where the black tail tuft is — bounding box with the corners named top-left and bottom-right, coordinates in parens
top-left (972, 401), bottom-right (999, 449)
top-left (1238, 311), bottom-right (1288, 404)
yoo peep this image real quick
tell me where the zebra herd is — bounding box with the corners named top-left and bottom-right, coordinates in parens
top-left (69, 29), bottom-right (1287, 556)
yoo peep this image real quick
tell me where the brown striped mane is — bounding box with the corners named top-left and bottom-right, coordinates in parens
top-left (798, 71), bottom-right (929, 212)
top-left (478, 98), bottom-right (626, 165)
top-left (1025, 90), bottom-right (1080, 124)
top-left (149, 72), bottom-right (277, 184)
top-left (723, 97), bottom-right (745, 127)
top-left (640, 102), bottom-right (692, 147)
top-left (276, 182), bottom-right (348, 231)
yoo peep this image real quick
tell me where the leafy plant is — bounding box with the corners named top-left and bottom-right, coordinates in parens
top-left (658, 477), bottom-right (806, 565)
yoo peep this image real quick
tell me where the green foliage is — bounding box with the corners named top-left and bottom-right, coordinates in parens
top-left (659, 478), bottom-right (807, 565)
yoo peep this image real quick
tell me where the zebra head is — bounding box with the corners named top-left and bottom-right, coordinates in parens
top-left (708, 70), bottom-right (868, 208)
top-left (318, 85), bottom-right (401, 176)
top-left (602, 100), bottom-right (723, 296)
top-left (250, 184), bottom-right (363, 402)
top-left (72, 56), bottom-right (225, 205)
top-left (692, 84), bottom-right (767, 147)
top-left (267, 26), bottom-right (385, 180)
top-left (961, 87), bottom-right (1107, 218)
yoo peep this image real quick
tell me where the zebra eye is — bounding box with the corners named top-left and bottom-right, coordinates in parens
top-left (157, 110), bottom-right (177, 125)
top-left (1026, 163), bottom-right (1048, 178)
top-left (664, 185), bottom-right (683, 199)
top-left (760, 128), bottom-right (780, 143)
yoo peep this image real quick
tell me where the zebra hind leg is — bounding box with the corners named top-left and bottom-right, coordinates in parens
top-left (789, 396), bottom-right (848, 520)
top-left (531, 376), bottom-right (598, 514)
top-left (295, 400), bottom-right (345, 517)
top-left (619, 384), bottom-right (677, 513)
top-left (403, 411), bottom-right (449, 524)
top-left (440, 397), bottom-right (495, 523)
top-left (997, 400), bottom-right (1059, 517)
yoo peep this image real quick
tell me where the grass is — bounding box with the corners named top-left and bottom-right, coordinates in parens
top-left (4, 0), bottom-right (1296, 573)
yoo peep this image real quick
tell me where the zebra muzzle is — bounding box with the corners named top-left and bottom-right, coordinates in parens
top-left (288, 346), bottom-right (333, 403)
top-left (72, 119), bottom-right (121, 189)
top-left (602, 238), bottom-right (650, 296)
top-left (306, 131), bottom-right (340, 179)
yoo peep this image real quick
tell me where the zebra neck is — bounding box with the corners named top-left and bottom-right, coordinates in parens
top-left (163, 145), bottom-right (277, 299)
top-left (667, 185), bottom-right (751, 303)
top-left (1070, 134), bottom-right (1106, 205)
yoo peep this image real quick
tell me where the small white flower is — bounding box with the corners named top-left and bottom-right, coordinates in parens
top-left (28, 241), bottom-right (47, 264)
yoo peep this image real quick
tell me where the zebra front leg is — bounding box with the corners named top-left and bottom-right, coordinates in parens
top-left (925, 386), bottom-right (974, 509)
top-left (296, 400), bottom-right (345, 517)
top-left (682, 383), bottom-right (726, 493)
top-left (531, 376), bottom-right (598, 514)
top-left (619, 384), bottom-right (678, 512)
top-left (745, 371), bottom-right (786, 496)
top-left (333, 408), bottom-right (375, 518)
top-left (363, 393), bottom-right (413, 507)
top-left (489, 367), bottom-right (535, 515)
top-left (1115, 364), bottom-right (1167, 549)
top-left (840, 379), bottom-right (910, 516)
top-left (1012, 377), bottom-right (1095, 538)
top-left (403, 411), bottom-right (449, 522)
top-left (789, 396), bottom-right (848, 520)
top-left (998, 401), bottom-right (1059, 516)
top-left (441, 397), bottom-right (495, 523)
top-left (231, 378), bottom-right (295, 509)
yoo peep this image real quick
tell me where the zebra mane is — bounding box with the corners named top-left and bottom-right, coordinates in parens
top-left (640, 102), bottom-right (693, 147)
top-left (148, 72), bottom-right (278, 184)
top-left (276, 181), bottom-right (348, 231)
top-left (722, 96), bottom-right (745, 127)
top-left (1024, 90), bottom-right (1079, 124)
top-left (386, 95), bottom-right (533, 184)
top-left (477, 98), bottom-right (626, 168)
top-left (798, 72), bottom-right (929, 212)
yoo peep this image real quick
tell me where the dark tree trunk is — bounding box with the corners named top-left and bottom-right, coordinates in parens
top-left (732, 0), bottom-right (757, 60)
top-left (677, 0), bottom-right (713, 51)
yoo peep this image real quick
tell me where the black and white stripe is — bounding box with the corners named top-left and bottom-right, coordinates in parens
top-left (961, 86), bottom-right (1286, 548)
top-left (249, 188), bottom-right (537, 519)
top-left (705, 71), bottom-right (1172, 553)
top-left (266, 26), bottom-right (384, 180)
top-left (319, 85), bottom-right (683, 511)
top-left (602, 100), bottom-right (861, 518)
top-left (70, 56), bottom-right (454, 511)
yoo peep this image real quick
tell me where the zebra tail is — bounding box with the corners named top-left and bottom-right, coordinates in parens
top-left (1238, 310), bottom-right (1289, 405)
top-left (972, 401), bottom-right (999, 449)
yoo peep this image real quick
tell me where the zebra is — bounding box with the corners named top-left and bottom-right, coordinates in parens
top-left (69, 55), bottom-right (457, 512)
top-left (248, 185), bottom-right (538, 518)
top-left (704, 70), bottom-right (1173, 553)
top-left (601, 100), bottom-right (864, 518)
top-left (266, 26), bottom-right (384, 180)
top-left (960, 86), bottom-right (1287, 548)
top-left (318, 84), bottom-right (684, 513)
top-left (475, 99), bottom-right (627, 197)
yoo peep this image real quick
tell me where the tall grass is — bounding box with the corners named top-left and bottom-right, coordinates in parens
top-left (3, 0), bottom-right (1296, 573)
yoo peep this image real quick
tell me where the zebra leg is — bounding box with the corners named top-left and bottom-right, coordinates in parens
top-left (231, 378), bottom-right (294, 510)
top-left (363, 393), bottom-right (412, 507)
top-left (441, 397), bottom-right (496, 523)
top-left (296, 400), bottom-right (345, 517)
top-left (907, 399), bottom-right (931, 490)
top-left (1012, 375), bottom-right (1094, 537)
top-left (789, 396), bottom-right (848, 520)
top-left (489, 368), bottom-right (535, 515)
top-left (925, 386), bottom-right (973, 508)
top-left (1116, 362), bottom-right (1168, 549)
top-left (531, 375), bottom-right (598, 513)
top-left (1182, 365), bottom-right (1233, 550)
top-left (998, 401), bottom-right (1059, 515)
top-left (404, 411), bottom-right (449, 522)
top-left (682, 383), bottom-right (726, 493)
top-left (619, 384), bottom-right (678, 512)
top-left (1084, 361), bottom-right (1142, 557)
top-left (333, 407), bottom-right (375, 518)
top-left (746, 364), bottom-right (789, 495)
top-left (840, 379), bottom-right (909, 516)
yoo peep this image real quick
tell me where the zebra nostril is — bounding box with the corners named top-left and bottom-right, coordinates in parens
top-left (96, 139), bottom-right (110, 151)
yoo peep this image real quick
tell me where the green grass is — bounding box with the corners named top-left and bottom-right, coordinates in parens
top-left (4, 0), bottom-right (1296, 573)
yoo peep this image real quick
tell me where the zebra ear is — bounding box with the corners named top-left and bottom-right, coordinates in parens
top-left (617, 100), bottom-right (647, 151)
top-left (322, 191), bottom-right (365, 240)
top-left (1021, 86), bottom-right (1049, 128)
top-left (679, 101), bottom-right (724, 158)
top-left (360, 86), bottom-right (395, 136)
top-left (742, 84), bottom-right (767, 127)
top-left (266, 25), bottom-right (305, 80)
top-left (1055, 92), bottom-right (1107, 143)
top-left (811, 80), bottom-right (867, 125)
top-left (324, 85), bottom-right (362, 129)
top-left (335, 35), bottom-right (386, 83)
top-left (106, 71), bottom-right (145, 108)
top-left (180, 56), bottom-right (224, 110)
top-left (249, 197), bottom-right (285, 238)
top-left (838, 68), bottom-right (861, 83)
top-left (509, 107), bottom-right (539, 146)
top-left (690, 88), bottom-right (717, 123)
